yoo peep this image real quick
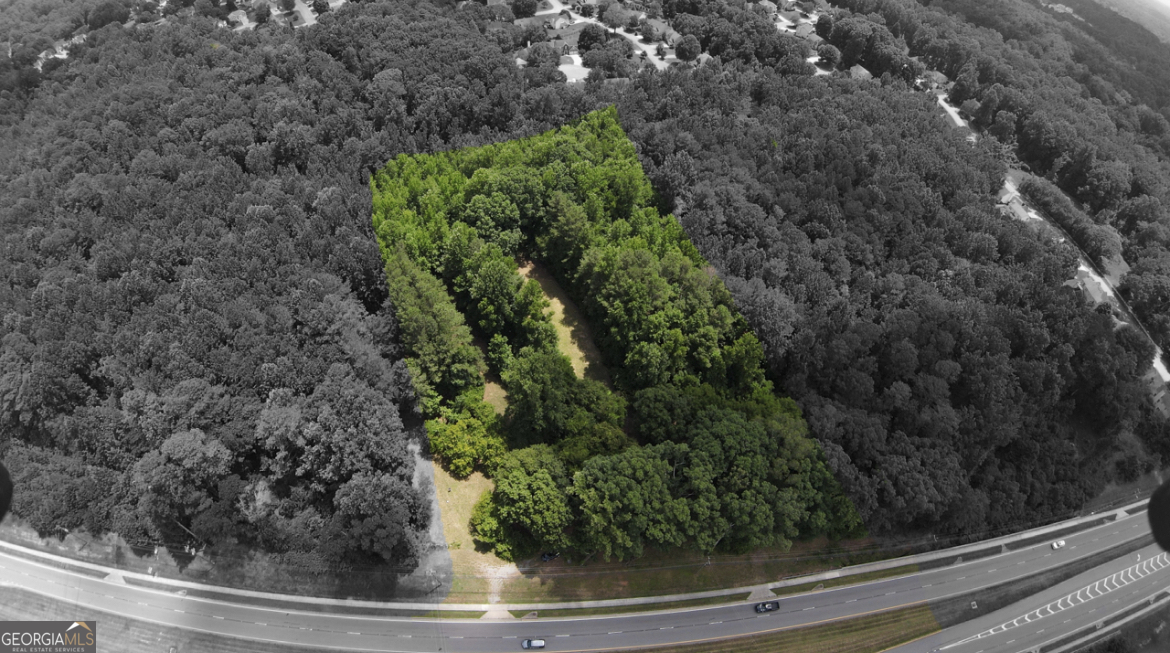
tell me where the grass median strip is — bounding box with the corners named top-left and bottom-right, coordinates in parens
top-left (930, 533), bottom-right (1154, 628)
top-left (629, 604), bottom-right (940, 653)
top-left (509, 593), bottom-right (752, 619)
top-left (771, 565), bottom-right (919, 598)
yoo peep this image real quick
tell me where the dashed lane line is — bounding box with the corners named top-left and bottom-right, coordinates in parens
top-left (942, 552), bottom-right (1170, 650)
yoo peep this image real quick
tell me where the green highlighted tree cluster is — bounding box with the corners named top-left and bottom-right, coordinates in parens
top-left (373, 108), bottom-right (863, 561)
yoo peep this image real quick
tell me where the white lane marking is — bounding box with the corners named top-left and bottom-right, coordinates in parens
top-left (803, 607), bottom-right (815, 611)
top-left (941, 552), bottom-right (1169, 650)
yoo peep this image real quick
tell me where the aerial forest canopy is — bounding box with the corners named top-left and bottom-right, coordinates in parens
top-left (0, 0), bottom-right (1165, 580)
top-left (372, 108), bottom-right (863, 560)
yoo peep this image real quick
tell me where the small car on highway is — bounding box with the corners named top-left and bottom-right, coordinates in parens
top-left (1051, 539), bottom-right (1066, 550)
top-left (754, 601), bottom-right (780, 613)
top-left (522, 639), bottom-right (546, 650)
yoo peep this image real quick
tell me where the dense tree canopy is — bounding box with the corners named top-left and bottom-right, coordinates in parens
top-left (374, 110), bottom-right (862, 560)
top-left (0, 0), bottom-right (1166, 580)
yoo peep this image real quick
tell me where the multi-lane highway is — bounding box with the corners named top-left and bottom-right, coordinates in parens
top-left (895, 540), bottom-right (1168, 653)
top-left (0, 508), bottom-right (1159, 652)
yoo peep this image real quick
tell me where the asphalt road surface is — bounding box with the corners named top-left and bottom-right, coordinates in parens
top-left (894, 540), bottom-right (1169, 653)
top-left (0, 512), bottom-right (1156, 653)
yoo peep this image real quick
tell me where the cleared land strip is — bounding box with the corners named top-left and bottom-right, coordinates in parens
top-left (517, 260), bottom-right (611, 386)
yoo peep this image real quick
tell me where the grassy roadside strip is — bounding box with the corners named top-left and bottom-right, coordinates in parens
top-left (628, 604), bottom-right (941, 653)
top-left (930, 533), bottom-right (1155, 628)
top-left (771, 564), bottom-right (919, 597)
top-left (629, 531), bottom-right (1153, 653)
top-left (508, 593), bottom-right (752, 619)
top-left (485, 504), bottom-right (1141, 603)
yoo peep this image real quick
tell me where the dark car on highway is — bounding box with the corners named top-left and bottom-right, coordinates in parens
top-left (754, 601), bottom-right (779, 613)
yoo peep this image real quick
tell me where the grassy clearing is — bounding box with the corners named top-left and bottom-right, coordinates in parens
top-left (518, 260), bottom-right (611, 387)
top-left (771, 564), bottom-right (919, 597)
top-left (508, 593), bottom-right (752, 618)
top-left (635, 604), bottom-right (940, 653)
top-left (482, 380), bottom-right (508, 415)
top-left (431, 463), bottom-right (516, 603)
top-left (417, 610), bottom-right (487, 619)
top-left (485, 536), bottom-right (896, 603)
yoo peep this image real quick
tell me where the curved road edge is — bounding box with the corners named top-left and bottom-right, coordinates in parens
top-left (0, 497), bottom-right (1150, 615)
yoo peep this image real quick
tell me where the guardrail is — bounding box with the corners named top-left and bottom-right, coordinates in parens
top-left (1038, 589), bottom-right (1170, 653)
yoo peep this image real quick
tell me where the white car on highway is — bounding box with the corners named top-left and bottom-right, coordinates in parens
top-left (1051, 539), bottom-right (1066, 550)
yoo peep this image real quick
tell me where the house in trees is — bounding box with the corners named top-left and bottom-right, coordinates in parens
top-left (758, 0), bottom-right (778, 14)
top-left (848, 64), bottom-right (873, 80)
top-left (227, 9), bottom-right (249, 27)
top-left (644, 18), bottom-right (682, 45)
top-left (515, 13), bottom-right (571, 29)
top-left (1144, 367), bottom-right (1170, 418)
top-left (920, 70), bottom-right (949, 90)
top-left (548, 38), bottom-right (571, 55)
top-left (793, 23), bottom-right (822, 44)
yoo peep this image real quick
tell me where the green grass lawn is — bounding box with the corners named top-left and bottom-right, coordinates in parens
top-left (637, 604), bottom-right (940, 653)
top-left (518, 260), bottom-right (612, 387)
top-left (508, 593), bottom-right (751, 618)
top-left (772, 564), bottom-right (919, 597)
